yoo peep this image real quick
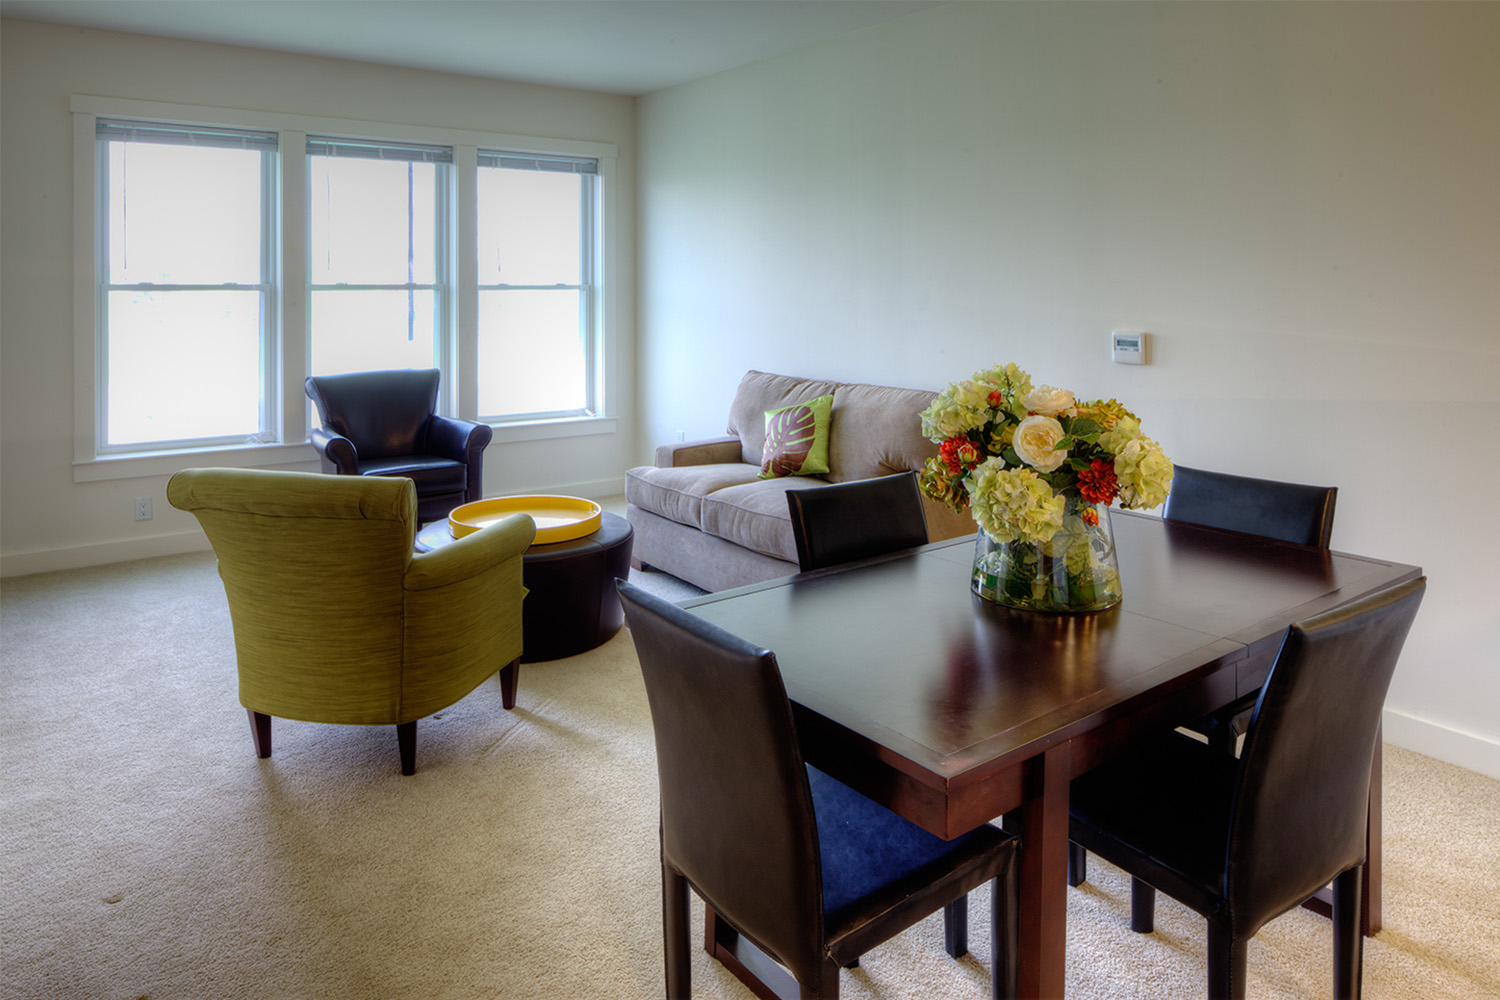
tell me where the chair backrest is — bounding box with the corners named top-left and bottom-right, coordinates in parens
top-left (167, 468), bottom-right (418, 721)
top-left (786, 471), bottom-right (930, 572)
top-left (1227, 576), bottom-right (1425, 937)
top-left (305, 369), bottom-right (441, 460)
top-left (1164, 465), bottom-right (1337, 548)
top-left (617, 581), bottom-right (826, 982)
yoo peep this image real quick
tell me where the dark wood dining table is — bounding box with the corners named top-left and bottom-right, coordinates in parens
top-left (682, 509), bottom-right (1422, 999)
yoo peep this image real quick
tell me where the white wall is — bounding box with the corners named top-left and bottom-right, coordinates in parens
top-left (0, 20), bottom-right (637, 575)
top-left (637, 2), bottom-right (1500, 773)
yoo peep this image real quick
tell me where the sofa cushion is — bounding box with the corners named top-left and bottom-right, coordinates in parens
top-left (828, 381), bottom-right (943, 483)
top-left (727, 371), bottom-right (842, 470)
top-left (759, 394), bottom-right (833, 479)
top-left (624, 463), bottom-right (765, 531)
top-left (700, 478), bottom-right (828, 563)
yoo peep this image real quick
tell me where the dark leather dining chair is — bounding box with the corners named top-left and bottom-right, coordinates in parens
top-left (1068, 577), bottom-right (1424, 1000)
top-left (786, 471), bottom-right (930, 572)
top-left (1166, 466), bottom-right (1339, 753)
top-left (617, 581), bottom-right (1019, 1000)
top-left (305, 368), bottom-right (493, 524)
top-left (1163, 465), bottom-right (1338, 548)
top-left (1069, 465), bottom-right (1339, 887)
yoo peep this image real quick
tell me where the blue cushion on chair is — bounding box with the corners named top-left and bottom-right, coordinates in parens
top-left (809, 766), bottom-right (977, 924)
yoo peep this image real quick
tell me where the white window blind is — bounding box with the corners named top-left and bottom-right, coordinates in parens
top-left (306, 137), bottom-right (453, 163)
top-left (96, 119), bottom-right (279, 151)
top-left (478, 151), bottom-right (598, 175)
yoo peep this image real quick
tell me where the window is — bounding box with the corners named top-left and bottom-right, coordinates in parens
top-left (94, 120), bottom-right (275, 451)
top-left (476, 152), bottom-right (598, 420)
top-left (307, 138), bottom-right (451, 377)
top-left (73, 97), bottom-right (618, 477)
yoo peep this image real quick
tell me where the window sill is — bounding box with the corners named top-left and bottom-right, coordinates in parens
top-left (487, 414), bottom-right (618, 444)
top-left (72, 416), bottom-right (620, 483)
top-left (73, 442), bottom-right (320, 483)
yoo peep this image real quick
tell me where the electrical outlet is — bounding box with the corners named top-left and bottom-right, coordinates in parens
top-left (135, 497), bottom-right (152, 521)
top-left (676, 430), bottom-right (686, 442)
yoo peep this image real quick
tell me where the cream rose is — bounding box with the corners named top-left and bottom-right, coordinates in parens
top-left (1022, 385), bottom-right (1076, 417)
top-left (1012, 414), bottom-right (1068, 473)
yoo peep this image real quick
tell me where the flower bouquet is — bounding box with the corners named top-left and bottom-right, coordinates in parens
top-left (918, 362), bottom-right (1173, 612)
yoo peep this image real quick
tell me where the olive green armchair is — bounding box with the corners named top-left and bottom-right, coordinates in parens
top-left (167, 467), bottom-right (534, 775)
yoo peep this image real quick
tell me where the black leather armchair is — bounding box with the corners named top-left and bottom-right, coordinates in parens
top-left (305, 369), bottom-right (492, 524)
top-left (617, 580), bottom-right (1019, 1000)
top-left (785, 471), bottom-right (930, 573)
top-left (1068, 577), bottom-right (1423, 999)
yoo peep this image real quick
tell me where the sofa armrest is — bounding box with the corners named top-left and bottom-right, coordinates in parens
top-left (655, 435), bottom-right (743, 468)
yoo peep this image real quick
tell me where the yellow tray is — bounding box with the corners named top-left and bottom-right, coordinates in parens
top-left (448, 495), bottom-right (602, 545)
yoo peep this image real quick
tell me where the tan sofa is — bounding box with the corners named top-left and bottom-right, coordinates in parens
top-left (624, 370), bottom-right (976, 592)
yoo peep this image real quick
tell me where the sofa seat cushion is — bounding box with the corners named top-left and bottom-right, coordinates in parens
top-left (624, 463), bottom-right (766, 530)
top-left (700, 477), bottom-right (828, 563)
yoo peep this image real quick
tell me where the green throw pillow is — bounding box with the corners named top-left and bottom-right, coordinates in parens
top-left (758, 394), bottom-right (833, 479)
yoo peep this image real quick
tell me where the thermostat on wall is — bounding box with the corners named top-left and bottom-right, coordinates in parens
top-left (1111, 331), bottom-right (1149, 365)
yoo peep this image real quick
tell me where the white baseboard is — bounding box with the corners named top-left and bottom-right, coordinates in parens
top-left (1384, 709), bottom-right (1500, 781)
top-left (1, 530), bottom-right (213, 578)
top-left (0, 478), bottom-right (629, 579)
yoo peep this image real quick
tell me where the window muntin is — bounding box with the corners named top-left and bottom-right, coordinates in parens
top-left (307, 137), bottom-right (451, 379)
top-left (95, 120), bottom-right (275, 451)
top-left (476, 152), bottom-right (598, 421)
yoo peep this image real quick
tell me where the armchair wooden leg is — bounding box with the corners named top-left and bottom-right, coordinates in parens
top-left (397, 720), bottom-right (417, 776)
top-left (944, 895), bottom-right (969, 958)
top-left (247, 710), bottom-right (271, 758)
top-left (500, 657), bottom-right (521, 710)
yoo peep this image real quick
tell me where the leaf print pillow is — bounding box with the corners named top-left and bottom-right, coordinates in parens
top-left (758, 394), bottom-right (833, 479)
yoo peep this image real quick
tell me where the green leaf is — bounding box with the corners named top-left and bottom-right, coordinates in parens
top-left (1068, 417), bottom-right (1103, 441)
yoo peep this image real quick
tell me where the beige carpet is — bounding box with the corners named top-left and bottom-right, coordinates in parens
top-left (2, 551), bottom-right (1498, 999)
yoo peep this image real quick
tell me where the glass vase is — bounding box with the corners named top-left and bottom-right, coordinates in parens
top-left (971, 498), bottom-right (1122, 613)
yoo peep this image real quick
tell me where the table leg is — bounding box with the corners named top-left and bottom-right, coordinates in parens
top-left (1004, 741), bottom-right (1072, 1000)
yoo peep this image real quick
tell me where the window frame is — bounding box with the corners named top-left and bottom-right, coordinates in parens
top-left (475, 149), bottom-right (602, 423)
top-left (69, 95), bottom-right (619, 483)
top-left (305, 135), bottom-right (455, 383)
top-left (92, 118), bottom-right (279, 455)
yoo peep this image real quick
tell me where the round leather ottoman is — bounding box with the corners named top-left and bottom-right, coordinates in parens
top-left (415, 511), bottom-right (634, 662)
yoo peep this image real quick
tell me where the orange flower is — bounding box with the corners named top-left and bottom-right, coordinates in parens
top-left (1077, 459), bottom-right (1119, 506)
top-left (940, 436), bottom-right (981, 473)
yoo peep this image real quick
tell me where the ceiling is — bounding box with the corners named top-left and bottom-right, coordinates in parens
top-left (1, 0), bottom-right (945, 96)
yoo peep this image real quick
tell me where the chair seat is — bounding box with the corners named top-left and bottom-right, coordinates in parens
top-left (1070, 731), bottom-right (1238, 917)
top-left (359, 454), bottom-right (467, 494)
top-left (810, 766), bottom-right (1005, 934)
